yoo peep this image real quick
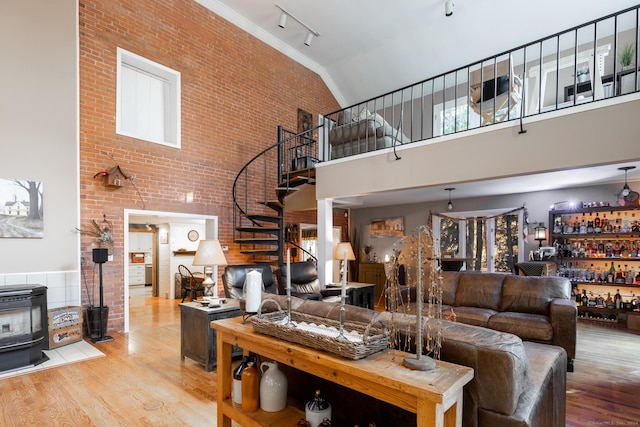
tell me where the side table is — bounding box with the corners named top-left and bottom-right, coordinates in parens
top-left (326, 282), bottom-right (376, 309)
top-left (179, 300), bottom-right (242, 371)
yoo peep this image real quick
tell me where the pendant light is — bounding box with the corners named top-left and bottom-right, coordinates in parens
top-left (445, 187), bottom-right (455, 211)
top-left (619, 166), bottom-right (636, 197)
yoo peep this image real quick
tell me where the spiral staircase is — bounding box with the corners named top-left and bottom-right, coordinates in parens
top-left (232, 125), bottom-right (320, 265)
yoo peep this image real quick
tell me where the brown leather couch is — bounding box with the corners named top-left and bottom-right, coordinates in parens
top-left (262, 294), bottom-right (566, 427)
top-left (398, 271), bottom-right (577, 371)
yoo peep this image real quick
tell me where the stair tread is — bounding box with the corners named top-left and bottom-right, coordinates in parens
top-left (240, 249), bottom-right (280, 255)
top-left (235, 237), bottom-right (279, 243)
top-left (243, 213), bottom-right (282, 221)
top-left (236, 226), bottom-right (280, 233)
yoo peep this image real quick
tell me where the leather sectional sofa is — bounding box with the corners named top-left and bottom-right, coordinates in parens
top-left (398, 271), bottom-right (577, 371)
top-left (261, 294), bottom-right (567, 427)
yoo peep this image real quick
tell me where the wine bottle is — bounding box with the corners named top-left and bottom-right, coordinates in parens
top-left (615, 289), bottom-right (622, 309)
top-left (233, 355), bottom-right (249, 405)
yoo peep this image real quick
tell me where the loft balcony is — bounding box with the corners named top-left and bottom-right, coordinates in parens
top-left (319, 5), bottom-right (640, 163)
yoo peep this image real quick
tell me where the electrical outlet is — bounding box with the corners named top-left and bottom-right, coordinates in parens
top-left (221, 245), bottom-right (229, 251)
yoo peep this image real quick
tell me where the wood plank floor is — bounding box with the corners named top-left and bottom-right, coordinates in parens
top-left (0, 286), bottom-right (638, 426)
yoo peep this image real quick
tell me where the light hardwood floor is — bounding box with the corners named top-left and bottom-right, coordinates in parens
top-left (0, 287), bottom-right (638, 426)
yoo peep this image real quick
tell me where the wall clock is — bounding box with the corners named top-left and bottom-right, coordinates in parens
top-left (187, 230), bottom-right (199, 242)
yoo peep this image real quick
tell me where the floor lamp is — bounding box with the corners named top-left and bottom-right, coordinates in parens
top-left (92, 248), bottom-right (113, 343)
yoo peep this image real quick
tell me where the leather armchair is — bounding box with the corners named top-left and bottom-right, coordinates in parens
top-left (221, 263), bottom-right (278, 299)
top-left (275, 261), bottom-right (342, 303)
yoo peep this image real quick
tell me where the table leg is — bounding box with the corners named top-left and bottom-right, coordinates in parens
top-left (417, 397), bottom-right (445, 427)
top-left (216, 331), bottom-right (233, 427)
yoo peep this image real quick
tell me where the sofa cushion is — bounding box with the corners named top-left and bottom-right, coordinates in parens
top-left (500, 275), bottom-right (571, 315)
top-left (329, 119), bottom-right (378, 146)
top-left (488, 312), bottom-right (554, 342)
top-left (441, 271), bottom-right (460, 306)
top-left (453, 306), bottom-right (496, 327)
top-left (454, 272), bottom-right (506, 311)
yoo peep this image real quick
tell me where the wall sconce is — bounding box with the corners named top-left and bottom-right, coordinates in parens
top-left (534, 223), bottom-right (547, 248)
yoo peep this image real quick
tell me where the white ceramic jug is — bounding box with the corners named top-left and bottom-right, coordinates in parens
top-left (259, 361), bottom-right (287, 412)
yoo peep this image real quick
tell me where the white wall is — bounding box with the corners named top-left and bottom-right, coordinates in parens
top-left (0, 1), bottom-right (79, 307)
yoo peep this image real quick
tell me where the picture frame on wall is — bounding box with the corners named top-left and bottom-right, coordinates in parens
top-left (297, 108), bottom-right (312, 134)
top-left (0, 178), bottom-right (44, 238)
top-left (369, 217), bottom-right (404, 237)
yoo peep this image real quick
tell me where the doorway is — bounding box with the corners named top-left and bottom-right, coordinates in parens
top-left (300, 223), bottom-right (342, 282)
top-left (124, 209), bottom-right (219, 333)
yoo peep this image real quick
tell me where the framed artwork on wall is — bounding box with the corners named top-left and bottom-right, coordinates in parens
top-left (369, 217), bottom-right (404, 237)
top-left (297, 108), bottom-right (312, 133)
top-left (0, 178), bottom-right (44, 238)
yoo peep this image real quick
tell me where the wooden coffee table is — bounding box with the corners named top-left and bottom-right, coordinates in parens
top-left (211, 316), bottom-right (473, 427)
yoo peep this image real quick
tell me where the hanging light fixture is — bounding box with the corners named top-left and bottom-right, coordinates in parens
top-left (619, 166), bottom-right (636, 197)
top-left (445, 187), bottom-right (455, 211)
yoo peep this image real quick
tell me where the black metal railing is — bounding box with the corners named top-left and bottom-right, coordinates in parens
top-left (322, 4), bottom-right (640, 162)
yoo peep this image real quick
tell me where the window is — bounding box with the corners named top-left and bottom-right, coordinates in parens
top-left (116, 48), bottom-right (180, 148)
top-left (433, 208), bottom-right (524, 272)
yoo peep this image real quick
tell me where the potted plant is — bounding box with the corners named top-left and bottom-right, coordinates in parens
top-left (619, 43), bottom-right (635, 69)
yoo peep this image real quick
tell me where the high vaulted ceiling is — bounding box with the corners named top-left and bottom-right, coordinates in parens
top-left (194, 0), bottom-right (640, 206)
top-left (198, 0), bottom-right (640, 106)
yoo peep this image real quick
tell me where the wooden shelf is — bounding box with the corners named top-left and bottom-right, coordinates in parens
top-left (551, 233), bottom-right (640, 239)
top-left (220, 399), bottom-right (304, 427)
top-left (570, 280), bottom-right (640, 287)
top-left (173, 250), bottom-right (196, 256)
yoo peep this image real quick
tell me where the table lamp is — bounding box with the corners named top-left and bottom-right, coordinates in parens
top-left (193, 239), bottom-right (227, 297)
top-left (333, 242), bottom-right (356, 340)
top-left (534, 223), bottom-right (547, 248)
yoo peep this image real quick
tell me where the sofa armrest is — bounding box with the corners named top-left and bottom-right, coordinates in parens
top-left (549, 298), bottom-right (577, 360)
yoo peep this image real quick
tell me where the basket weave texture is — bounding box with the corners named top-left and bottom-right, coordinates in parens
top-left (251, 301), bottom-right (389, 360)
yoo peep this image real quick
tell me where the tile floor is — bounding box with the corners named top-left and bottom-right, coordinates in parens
top-left (0, 339), bottom-right (104, 380)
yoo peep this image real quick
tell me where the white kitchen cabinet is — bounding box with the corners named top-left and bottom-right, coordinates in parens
top-left (130, 232), bottom-right (153, 252)
top-left (129, 264), bottom-right (146, 285)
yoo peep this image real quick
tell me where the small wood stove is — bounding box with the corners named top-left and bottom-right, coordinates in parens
top-left (0, 285), bottom-right (48, 372)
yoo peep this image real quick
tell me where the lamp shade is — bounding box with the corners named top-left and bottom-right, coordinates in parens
top-left (534, 225), bottom-right (547, 242)
top-left (333, 242), bottom-right (356, 261)
top-left (192, 240), bottom-right (227, 266)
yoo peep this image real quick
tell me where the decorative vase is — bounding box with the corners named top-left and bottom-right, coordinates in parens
top-left (259, 361), bottom-right (287, 412)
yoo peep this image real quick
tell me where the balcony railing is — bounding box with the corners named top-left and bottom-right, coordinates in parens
top-left (321, 4), bottom-right (640, 162)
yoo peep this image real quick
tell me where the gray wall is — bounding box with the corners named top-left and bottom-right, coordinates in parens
top-left (351, 182), bottom-right (624, 261)
top-left (0, 1), bottom-right (79, 307)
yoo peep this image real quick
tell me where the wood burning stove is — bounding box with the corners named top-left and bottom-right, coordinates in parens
top-left (0, 285), bottom-right (48, 372)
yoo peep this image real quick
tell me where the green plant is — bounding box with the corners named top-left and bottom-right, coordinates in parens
top-left (619, 43), bottom-right (635, 68)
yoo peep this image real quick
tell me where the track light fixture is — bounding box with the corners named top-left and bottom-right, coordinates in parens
top-left (445, 0), bottom-right (454, 17)
top-left (445, 187), bottom-right (455, 211)
top-left (278, 12), bottom-right (287, 29)
top-left (304, 32), bottom-right (314, 46)
top-left (276, 4), bottom-right (320, 46)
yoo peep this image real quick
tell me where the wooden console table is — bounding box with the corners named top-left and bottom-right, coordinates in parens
top-left (211, 317), bottom-right (473, 427)
top-left (326, 282), bottom-right (376, 309)
top-left (179, 300), bottom-right (242, 371)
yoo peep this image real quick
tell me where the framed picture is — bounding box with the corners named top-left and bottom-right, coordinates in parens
top-left (0, 178), bottom-right (44, 238)
top-left (297, 108), bottom-right (312, 134)
top-left (369, 217), bottom-right (404, 237)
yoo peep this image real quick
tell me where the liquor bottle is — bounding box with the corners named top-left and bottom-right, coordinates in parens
top-left (594, 212), bottom-right (601, 232)
top-left (318, 418), bottom-right (332, 427)
top-left (241, 361), bottom-right (260, 413)
top-left (601, 214), bottom-right (608, 232)
top-left (581, 289), bottom-right (589, 307)
top-left (615, 289), bottom-right (622, 309)
top-left (580, 217), bottom-right (587, 234)
top-left (607, 262), bottom-right (615, 283)
top-left (615, 265), bottom-right (625, 284)
top-left (605, 292), bottom-right (613, 308)
top-left (628, 267), bottom-right (636, 285)
top-left (636, 269), bottom-right (640, 284)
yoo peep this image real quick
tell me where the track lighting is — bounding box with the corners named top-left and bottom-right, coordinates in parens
top-left (445, 187), bottom-right (455, 211)
top-left (276, 5), bottom-right (320, 46)
top-left (445, 0), bottom-right (454, 17)
top-left (304, 32), bottom-right (313, 46)
top-left (278, 12), bottom-right (287, 28)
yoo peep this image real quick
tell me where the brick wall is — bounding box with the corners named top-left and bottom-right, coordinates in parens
top-left (79, 0), bottom-right (340, 330)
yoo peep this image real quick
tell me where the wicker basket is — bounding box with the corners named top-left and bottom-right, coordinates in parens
top-left (251, 300), bottom-right (389, 360)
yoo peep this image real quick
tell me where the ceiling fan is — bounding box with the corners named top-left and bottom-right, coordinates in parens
top-left (617, 166), bottom-right (639, 205)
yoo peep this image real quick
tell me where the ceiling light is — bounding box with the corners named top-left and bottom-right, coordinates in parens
top-left (619, 166), bottom-right (636, 197)
top-left (304, 32), bottom-right (313, 46)
top-left (445, 0), bottom-right (454, 17)
top-left (445, 187), bottom-right (455, 211)
top-left (276, 5), bottom-right (320, 46)
top-left (278, 12), bottom-right (287, 28)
